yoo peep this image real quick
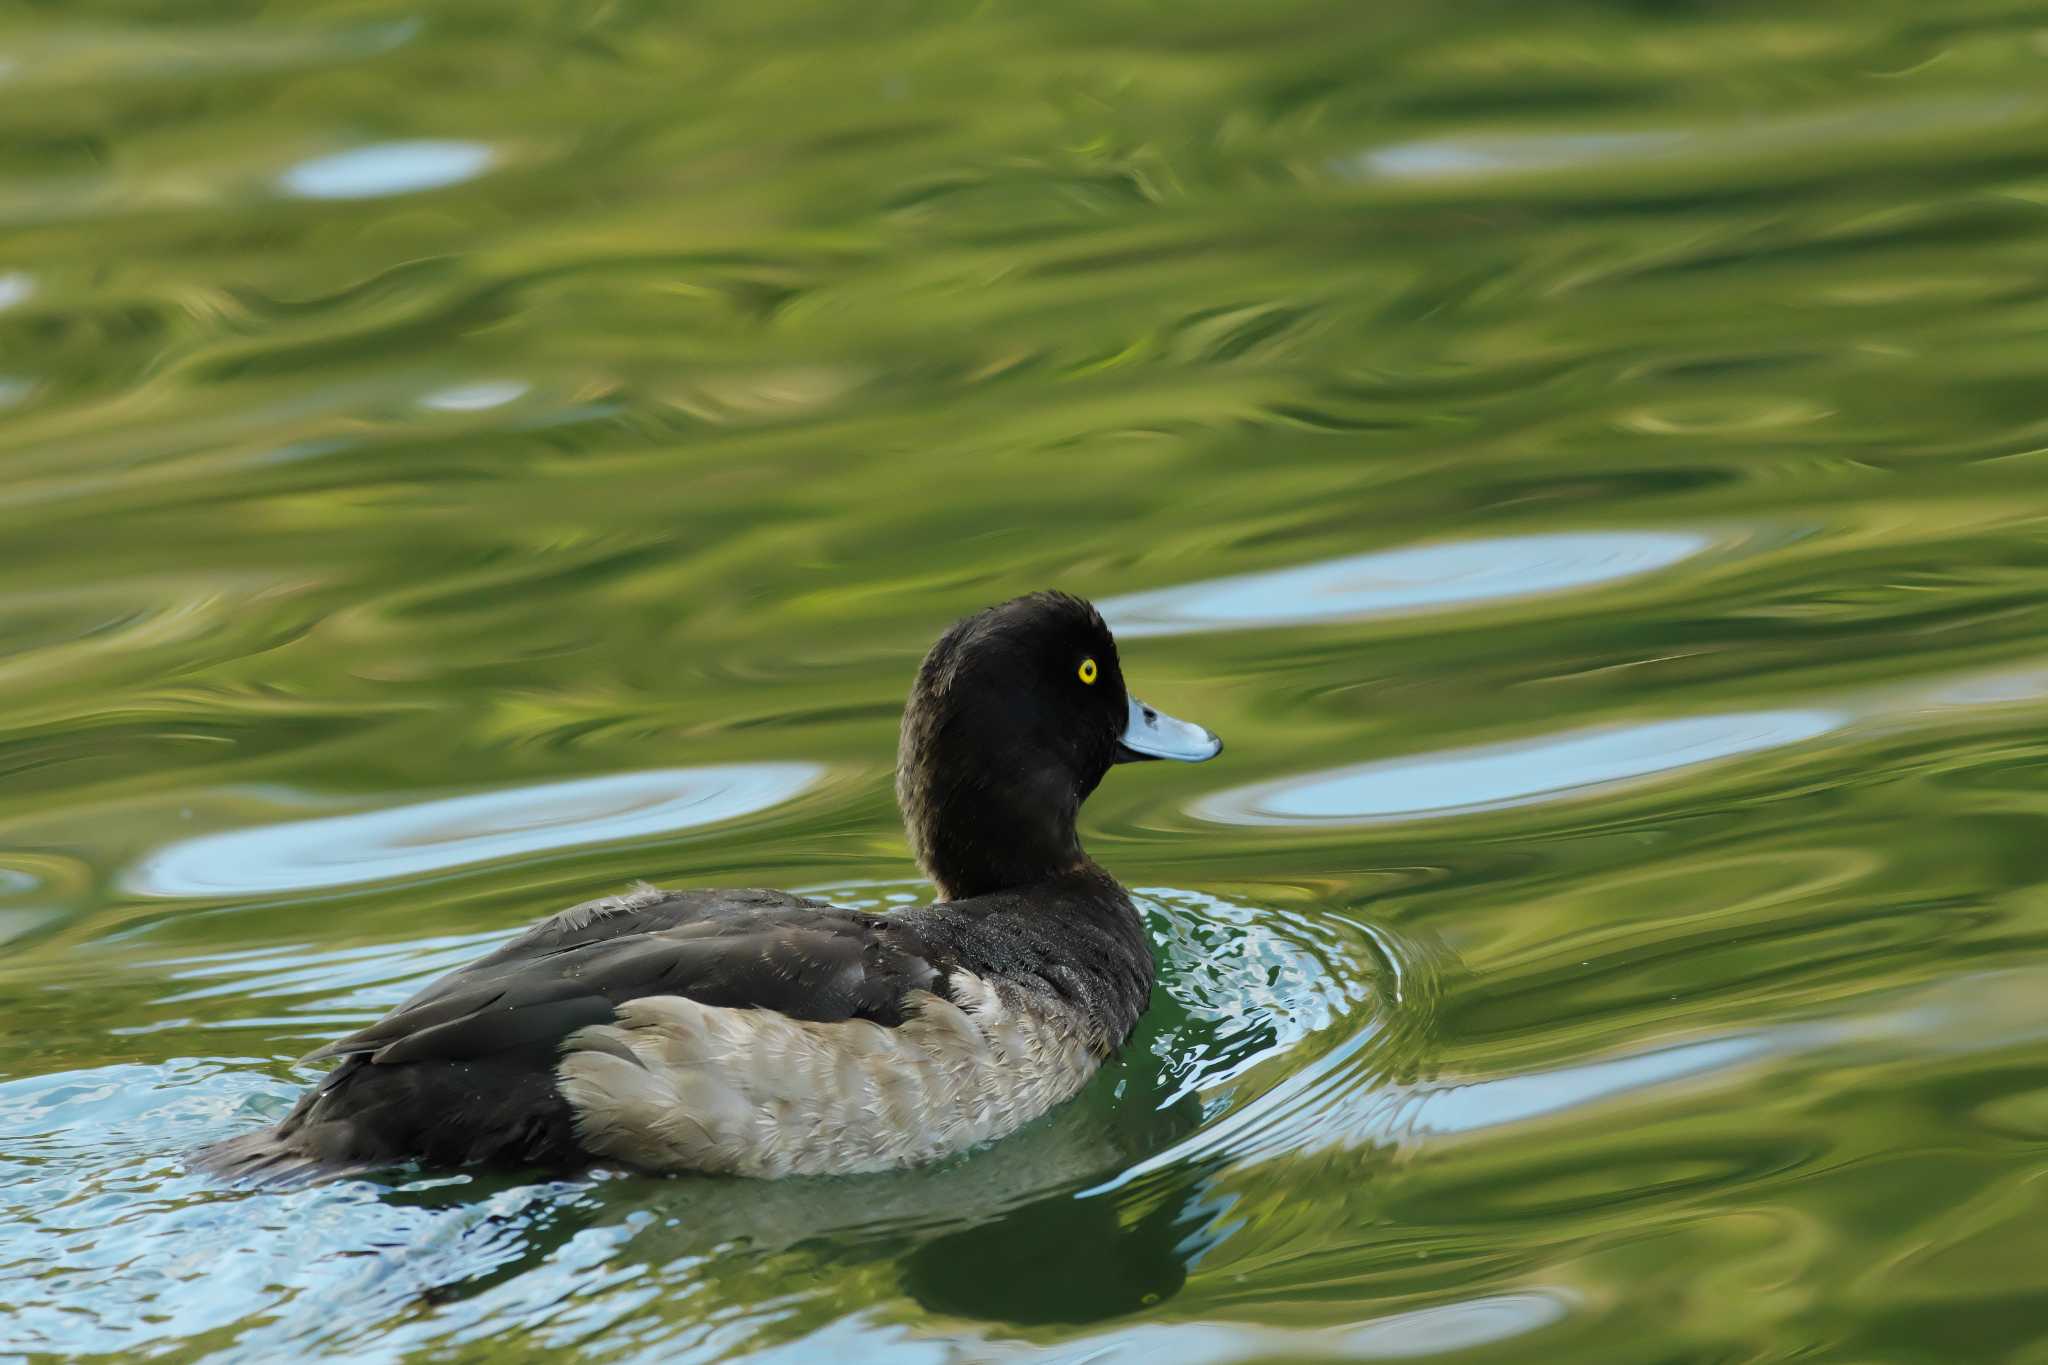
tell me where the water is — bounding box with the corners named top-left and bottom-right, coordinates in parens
top-left (3, 1), bottom-right (2048, 1359)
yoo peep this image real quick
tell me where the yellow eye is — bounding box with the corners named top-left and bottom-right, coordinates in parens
top-left (1078, 657), bottom-right (1098, 685)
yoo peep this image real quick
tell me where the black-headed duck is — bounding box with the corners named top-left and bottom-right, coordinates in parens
top-left (197, 591), bottom-right (1221, 1181)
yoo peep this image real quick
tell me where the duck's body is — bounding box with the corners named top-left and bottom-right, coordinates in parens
top-left (196, 592), bottom-right (1217, 1182)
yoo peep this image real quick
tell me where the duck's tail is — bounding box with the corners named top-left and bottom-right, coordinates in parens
top-left (189, 1125), bottom-right (360, 1187)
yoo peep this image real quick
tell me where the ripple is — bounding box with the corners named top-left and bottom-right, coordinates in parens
top-left (0, 1059), bottom-right (596, 1359)
top-left (420, 379), bottom-right (529, 412)
top-left (1352, 95), bottom-right (2042, 187)
top-left (0, 854), bottom-right (85, 947)
top-left (153, 929), bottom-right (509, 1011)
top-left (1196, 710), bottom-right (1845, 826)
top-left (967, 1291), bottom-right (1575, 1362)
top-left (1910, 661), bottom-right (2048, 710)
top-left (1363, 132), bottom-right (1682, 182)
top-left (0, 20), bottom-right (421, 92)
top-left (125, 764), bottom-right (824, 898)
top-left (278, 140), bottom-right (495, 200)
top-left (1262, 967), bottom-right (2048, 1164)
top-left (1098, 531), bottom-right (1711, 638)
top-left (1141, 887), bottom-right (1385, 1103)
top-left (0, 909), bottom-right (59, 946)
top-left (1400, 1035), bottom-right (1774, 1139)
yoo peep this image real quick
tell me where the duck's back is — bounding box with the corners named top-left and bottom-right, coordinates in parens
top-left (196, 874), bottom-right (1152, 1182)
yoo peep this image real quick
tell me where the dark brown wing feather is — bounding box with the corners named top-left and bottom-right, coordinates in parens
top-left (195, 886), bottom-right (948, 1180)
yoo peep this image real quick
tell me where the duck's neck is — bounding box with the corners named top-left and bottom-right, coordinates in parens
top-left (898, 760), bottom-right (1086, 903)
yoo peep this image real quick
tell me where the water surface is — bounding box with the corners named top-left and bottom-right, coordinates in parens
top-left (4, 1), bottom-right (2048, 1360)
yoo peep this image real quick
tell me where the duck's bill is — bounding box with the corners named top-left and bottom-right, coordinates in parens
top-left (1116, 695), bottom-right (1223, 763)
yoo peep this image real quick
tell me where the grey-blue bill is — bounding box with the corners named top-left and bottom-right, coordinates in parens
top-left (1116, 695), bottom-right (1223, 763)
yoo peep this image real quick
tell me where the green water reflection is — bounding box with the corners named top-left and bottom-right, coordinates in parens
top-left (4, 0), bottom-right (2048, 1359)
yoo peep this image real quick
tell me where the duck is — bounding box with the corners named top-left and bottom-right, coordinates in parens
top-left (196, 591), bottom-right (1221, 1182)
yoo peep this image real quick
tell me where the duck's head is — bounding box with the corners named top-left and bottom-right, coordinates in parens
top-left (897, 591), bottom-right (1221, 901)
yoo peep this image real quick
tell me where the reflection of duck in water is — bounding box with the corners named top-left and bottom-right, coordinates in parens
top-left (198, 592), bottom-right (1220, 1182)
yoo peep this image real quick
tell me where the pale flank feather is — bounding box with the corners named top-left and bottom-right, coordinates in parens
top-left (556, 973), bottom-right (1101, 1177)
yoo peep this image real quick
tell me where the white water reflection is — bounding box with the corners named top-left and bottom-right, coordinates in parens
top-left (1354, 95), bottom-right (2039, 186)
top-left (1364, 132), bottom-right (1682, 182)
top-left (960, 1291), bottom-right (1574, 1362)
top-left (279, 140), bottom-right (495, 200)
top-left (1099, 531), bottom-right (1710, 638)
top-left (126, 764), bottom-right (823, 897)
top-left (1401, 1036), bottom-right (1771, 1138)
top-left (421, 380), bottom-right (528, 412)
top-left (1910, 660), bottom-right (2048, 710)
top-left (1196, 710), bottom-right (1844, 826)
